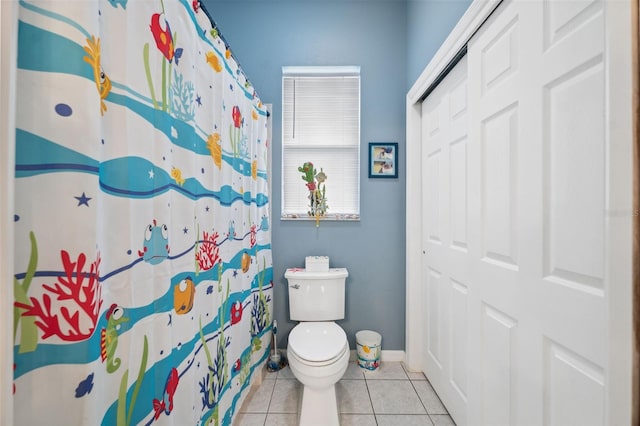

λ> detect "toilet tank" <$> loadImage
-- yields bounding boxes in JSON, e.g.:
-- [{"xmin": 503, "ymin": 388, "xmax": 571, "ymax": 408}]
[{"xmin": 284, "ymin": 268, "xmax": 348, "ymax": 321}]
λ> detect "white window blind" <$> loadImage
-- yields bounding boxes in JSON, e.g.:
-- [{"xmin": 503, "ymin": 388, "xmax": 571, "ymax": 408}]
[{"xmin": 281, "ymin": 66, "xmax": 360, "ymax": 220}]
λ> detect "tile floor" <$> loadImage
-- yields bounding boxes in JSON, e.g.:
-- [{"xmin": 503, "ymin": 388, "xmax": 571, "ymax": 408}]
[{"xmin": 235, "ymin": 361, "xmax": 457, "ymax": 426}]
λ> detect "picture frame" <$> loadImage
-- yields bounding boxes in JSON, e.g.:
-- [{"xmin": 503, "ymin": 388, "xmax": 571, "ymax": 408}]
[{"xmin": 368, "ymin": 142, "xmax": 398, "ymax": 178}]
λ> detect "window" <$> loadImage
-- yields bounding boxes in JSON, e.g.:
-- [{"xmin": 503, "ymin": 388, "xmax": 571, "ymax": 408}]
[{"xmin": 281, "ymin": 66, "xmax": 360, "ymax": 220}]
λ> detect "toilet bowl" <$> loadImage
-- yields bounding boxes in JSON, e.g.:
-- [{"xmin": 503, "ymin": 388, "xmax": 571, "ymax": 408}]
[{"xmin": 287, "ymin": 322, "xmax": 349, "ymax": 426}]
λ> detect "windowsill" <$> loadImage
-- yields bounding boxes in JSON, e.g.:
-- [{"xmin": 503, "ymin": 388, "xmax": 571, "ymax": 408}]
[{"xmin": 281, "ymin": 213, "xmax": 360, "ymax": 221}]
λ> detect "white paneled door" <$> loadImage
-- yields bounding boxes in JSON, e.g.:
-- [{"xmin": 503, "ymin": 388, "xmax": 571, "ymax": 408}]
[
  {"xmin": 419, "ymin": 1, "xmax": 632, "ymax": 425},
  {"xmin": 421, "ymin": 54, "xmax": 470, "ymax": 426}
]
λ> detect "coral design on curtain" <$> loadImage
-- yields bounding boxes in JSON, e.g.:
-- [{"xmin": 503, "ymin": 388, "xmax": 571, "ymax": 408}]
[{"xmin": 12, "ymin": 1, "xmax": 272, "ymax": 425}]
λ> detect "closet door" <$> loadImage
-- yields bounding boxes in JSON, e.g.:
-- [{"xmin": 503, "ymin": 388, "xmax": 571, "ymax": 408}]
[
  {"xmin": 468, "ymin": 0, "xmax": 613, "ymax": 424},
  {"xmin": 421, "ymin": 55, "xmax": 469, "ymax": 425},
  {"xmin": 420, "ymin": 0, "xmax": 631, "ymax": 425}
]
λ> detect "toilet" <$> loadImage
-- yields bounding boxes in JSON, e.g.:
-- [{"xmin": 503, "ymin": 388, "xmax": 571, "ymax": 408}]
[{"xmin": 285, "ymin": 259, "xmax": 349, "ymax": 426}]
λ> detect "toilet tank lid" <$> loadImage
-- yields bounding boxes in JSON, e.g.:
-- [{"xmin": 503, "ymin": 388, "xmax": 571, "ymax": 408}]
[{"xmin": 284, "ymin": 267, "xmax": 348, "ymax": 279}]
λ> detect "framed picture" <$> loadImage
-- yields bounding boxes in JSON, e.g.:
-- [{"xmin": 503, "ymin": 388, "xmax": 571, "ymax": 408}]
[{"xmin": 368, "ymin": 142, "xmax": 398, "ymax": 178}]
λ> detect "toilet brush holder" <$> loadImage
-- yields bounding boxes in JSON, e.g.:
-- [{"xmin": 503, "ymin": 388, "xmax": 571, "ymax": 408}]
[{"xmin": 267, "ymin": 321, "xmax": 287, "ymax": 372}]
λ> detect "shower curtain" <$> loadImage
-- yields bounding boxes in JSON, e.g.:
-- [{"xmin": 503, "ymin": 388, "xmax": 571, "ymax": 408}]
[{"xmin": 12, "ymin": 1, "xmax": 272, "ymax": 425}]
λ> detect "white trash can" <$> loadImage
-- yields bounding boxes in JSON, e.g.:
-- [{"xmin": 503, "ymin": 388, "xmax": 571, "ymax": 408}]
[{"xmin": 356, "ymin": 330, "xmax": 381, "ymax": 370}]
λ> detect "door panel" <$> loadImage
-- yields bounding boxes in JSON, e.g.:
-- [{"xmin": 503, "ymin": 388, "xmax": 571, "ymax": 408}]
[
  {"xmin": 449, "ymin": 278, "xmax": 468, "ymax": 400},
  {"xmin": 427, "ymin": 267, "xmax": 443, "ymax": 367},
  {"xmin": 421, "ymin": 55, "xmax": 469, "ymax": 425},
  {"xmin": 449, "ymin": 137, "xmax": 468, "ymax": 251},
  {"xmin": 419, "ymin": 1, "xmax": 624, "ymax": 425},
  {"xmin": 543, "ymin": 57, "xmax": 605, "ymax": 291},
  {"xmin": 481, "ymin": 304, "xmax": 517, "ymax": 426},
  {"xmin": 480, "ymin": 102, "xmax": 518, "ymax": 269},
  {"xmin": 544, "ymin": 339, "xmax": 605, "ymax": 426}
]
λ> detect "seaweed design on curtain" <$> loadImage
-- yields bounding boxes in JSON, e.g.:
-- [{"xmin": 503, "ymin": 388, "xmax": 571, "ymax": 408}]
[{"xmin": 12, "ymin": 0, "xmax": 272, "ymax": 425}]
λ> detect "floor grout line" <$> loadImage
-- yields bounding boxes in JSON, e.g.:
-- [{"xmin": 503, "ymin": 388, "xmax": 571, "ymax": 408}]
[
  {"xmin": 263, "ymin": 373, "xmax": 277, "ymax": 426},
  {"xmin": 362, "ymin": 371, "xmax": 379, "ymax": 425},
  {"xmin": 254, "ymin": 362, "xmax": 456, "ymax": 426},
  {"xmin": 408, "ymin": 377, "xmax": 435, "ymax": 426}
]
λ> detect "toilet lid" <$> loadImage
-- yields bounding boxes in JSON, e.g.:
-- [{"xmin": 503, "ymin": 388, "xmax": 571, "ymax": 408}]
[{"xmin": 288, "ymin": 322, "xmax": 347, "ymax": 363}]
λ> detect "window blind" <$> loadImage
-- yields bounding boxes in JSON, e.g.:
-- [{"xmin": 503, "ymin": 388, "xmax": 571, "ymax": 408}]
[{"xmin": 281, "ymin": 67, "xmax": 360, "ymax": 219}]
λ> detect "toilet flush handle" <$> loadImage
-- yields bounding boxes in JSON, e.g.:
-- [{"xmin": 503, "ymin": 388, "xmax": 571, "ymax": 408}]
[{"xmin": 290, "ymin": 284, "xmax": 300, "ymax": 289}]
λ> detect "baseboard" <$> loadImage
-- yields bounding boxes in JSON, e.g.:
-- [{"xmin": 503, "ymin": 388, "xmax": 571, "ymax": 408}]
[
  {"xmin": 349, "ymin": 349, "xmax": 405, "ymax": 363},
  {"xmin": 253, "ymin": 359, "xmax": 268, "ymax": 386}
]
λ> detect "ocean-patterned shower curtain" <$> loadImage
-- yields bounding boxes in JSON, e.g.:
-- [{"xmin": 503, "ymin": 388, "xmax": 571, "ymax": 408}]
[{"xmin": 12, "ymin": 1, "xmax": 272, "ymax": 424}]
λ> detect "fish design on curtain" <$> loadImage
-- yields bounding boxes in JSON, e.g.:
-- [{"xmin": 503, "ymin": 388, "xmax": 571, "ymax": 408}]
[{"xmin": 12, "ymin": 1, "xmax": 272, "ymax": 425}]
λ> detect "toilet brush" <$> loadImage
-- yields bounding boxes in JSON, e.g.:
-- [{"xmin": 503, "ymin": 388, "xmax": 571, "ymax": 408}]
[{"xmin": 267, "ymin": 320, "xmax": 285, "ymax": 371}]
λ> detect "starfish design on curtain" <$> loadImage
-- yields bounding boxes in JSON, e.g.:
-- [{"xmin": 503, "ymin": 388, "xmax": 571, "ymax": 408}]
[{"xmin": 74, "ymin": 192, "xmax": 91, "ymax": 207}]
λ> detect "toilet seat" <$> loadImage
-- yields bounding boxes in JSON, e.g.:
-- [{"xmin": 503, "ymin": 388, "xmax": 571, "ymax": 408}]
[
  {"xmin": 289, "ymin": 343, "xmax": 349, "ymax": 368},
  {"xmin": 288, "ymin": 322, "xmax": 347, "ymax": 366}
]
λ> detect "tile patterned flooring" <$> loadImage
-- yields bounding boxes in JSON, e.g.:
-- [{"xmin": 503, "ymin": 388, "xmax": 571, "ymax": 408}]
[{"xmin": 235, "ymin": 361, "xmax": 457, "ymax": 426}]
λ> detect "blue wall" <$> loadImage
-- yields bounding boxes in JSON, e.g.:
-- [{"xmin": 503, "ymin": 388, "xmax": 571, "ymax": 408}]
[
  {"xmin": 407, "ymin": 0, "xmax": 471, "ymax": 88},
  {"xmin": 203, "ymin": 0, "xmax": 468, "ymax": 351}
]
